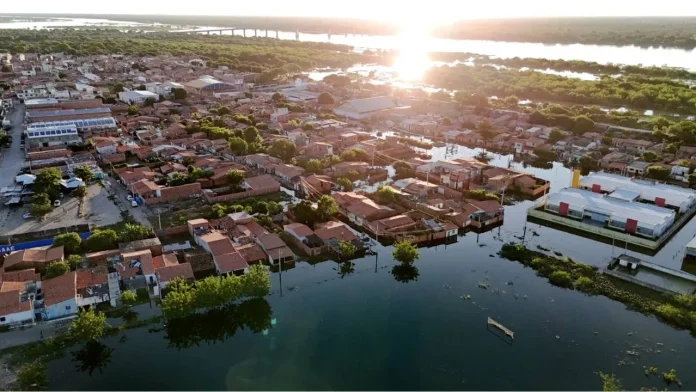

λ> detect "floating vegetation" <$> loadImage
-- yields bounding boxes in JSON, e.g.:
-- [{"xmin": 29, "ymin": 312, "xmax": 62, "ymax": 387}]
[
  {"xmin": 553, "ymin": 251, "xmax": 563, "ymax": 256},
  {"xmin": 644, "ymin": 366, "xmax": 658, "ymax": 376},
  {"xmin": 536, "ymin": 245, "xmax": 550, "ymax": 251},
  {"xmin": 477, "ymin": 281, "xmax": 489, "ymax": 289},
  {"xmin": 626, "ymin": 350, "xmax": 640, "ymax": 357},
  {"xmin": 662, "ymin": 369, "xmax": 677, "ymax": 384}
]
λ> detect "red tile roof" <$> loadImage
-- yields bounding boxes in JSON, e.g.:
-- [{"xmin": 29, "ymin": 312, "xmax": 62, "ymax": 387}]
[
  {"xmin": 122, "ymin": 249, "xmax": 155, "ymax": 275},
  {"xmin": 156, "ymin": 263, "xmax": 194, "ymax": 282},
  {"xmin": 314, "ymin": 221, "xmax": 358, "ymax": 242},
  {"xmin": 153, "ymin": 253, "xmax": 179, "ymax": 269},
  {"xmin": 0, "ymin": 290, "xmax": 31, "ymax": 317},
  {"xmin": 42, "ymin": 271, "xmax": 77, "ymax": 306},
  {"xmin": 3, "ymin": 247, "xmax": 64, "ymax": 270},
  {"xmin": 2, "ymin": 268, "xmax": 40, "ymax": 283},
  {"xmin": 284, "ymin": 223, "xmax": 314, "ymax": 238},
  {"xmin": 234, "ymin": 243, "xmax": 267, "ymax": 263},
  {"xmin": 76, "ymin": 270, "xmax": 108, "ymax": 290},
  {"xmin": 213, "ymin": 252, "xmax": 249, "ymax": 274}
]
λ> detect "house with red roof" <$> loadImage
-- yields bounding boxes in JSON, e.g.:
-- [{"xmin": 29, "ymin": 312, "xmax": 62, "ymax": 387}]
[
  {"xmin": 156, "ymin": 263, "xmax": 195, "ymax": 288},
  {"xmin": 40, "ymin": 271, "xmax": 78, "ymax": 320},
  {"xmin": 76, "ymin": 270, "xmax": 110, "ymax": 307},
  {"xmin": 0, "ymin": 290, "xmax": 33, "ymax": 326}
]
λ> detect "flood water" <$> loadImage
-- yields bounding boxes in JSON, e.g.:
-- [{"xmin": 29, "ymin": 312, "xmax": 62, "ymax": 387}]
[{"xmin": 46, "ymin": 144, "xmax": 696, "ymax": 390}]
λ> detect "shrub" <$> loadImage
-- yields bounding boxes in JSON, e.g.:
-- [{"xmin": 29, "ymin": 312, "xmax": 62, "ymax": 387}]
[
  {"xmin": 662, "ymin": 369, "xmax": 677, "ymax": 384},
  {"xmin": 575, "ymin": 276, "xmax": 594, "ymax": 292},
  {"xmin": 44, "ymin": 261, "xmax": 70, "ymax": 279},
  {"xmin": 548, "ymin": 270, "xmax": 573, "ymax": 288},
  {"xmin": 121, "ymin": 290, "xmax": 137, "ymax": 305}
]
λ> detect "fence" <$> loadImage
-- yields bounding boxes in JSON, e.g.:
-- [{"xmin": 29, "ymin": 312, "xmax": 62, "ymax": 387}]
[
  {"xmin": 203, "ymin": 186, "xmax": 279, "ymax": 204},
  {"xmin": 0, "ymin": 232, "xmax": 91, "ymax": 253},
  {"xmin": 155, "ymin": 225, "xmax": 189, "ymax": 237}
]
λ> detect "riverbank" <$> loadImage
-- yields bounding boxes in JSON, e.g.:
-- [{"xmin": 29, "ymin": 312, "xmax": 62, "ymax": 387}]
[{"xmin": 499, "ymin": 243, "xmax": 696, "ymax": 335}]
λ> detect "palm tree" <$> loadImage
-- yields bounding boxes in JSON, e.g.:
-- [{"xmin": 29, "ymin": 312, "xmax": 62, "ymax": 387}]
[{"xmin": 476, "ymin": 120, "xmax": 495, "ymax": 156}]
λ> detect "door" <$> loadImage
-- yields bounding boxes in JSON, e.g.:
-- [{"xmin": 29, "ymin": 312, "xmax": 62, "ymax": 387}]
[
  {"xmin": 655, "ymin": 197, "xmax": 665, "ymax": 207},
  {"xmin": 625, "ymin": 219, "xmax": 637, "ymax": 234},
  {"xmin": 559, "ymin": 202, "xmax": 569, "ymax": 216},
  {"xmin": 591, "ymin": 184, "xmax": 601, "ymax": 193}
]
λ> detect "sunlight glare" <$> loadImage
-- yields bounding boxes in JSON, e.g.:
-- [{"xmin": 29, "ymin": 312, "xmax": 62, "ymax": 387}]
[{"xmin": 393, "ymin": 23, "xmax": 431, "ymax": 81}]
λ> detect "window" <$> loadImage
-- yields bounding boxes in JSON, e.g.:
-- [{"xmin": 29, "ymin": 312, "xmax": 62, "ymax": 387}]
[
  {"xmin": 0, "ymin": 317, "xmax": 5, "ymax": 322},
  {"xmin": 65, "ymin": 305, "xmax": 72, "ymax": 310}
]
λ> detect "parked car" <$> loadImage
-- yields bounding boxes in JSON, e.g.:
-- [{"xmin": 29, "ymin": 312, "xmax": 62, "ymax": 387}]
[
  {"xmin": 126, "ymin": 194, "xmax": 133, "ymax": 201},
  {"xmin": 22, "ymin": 212, "xmax": 32, "ymax": 219},
  {"xmin": 131, "ymin": 200, "xmax": 138, "ymax": 207},
  {"xmin": 53, "ymin": 200, "xmax": 61, "ymax": 207}
]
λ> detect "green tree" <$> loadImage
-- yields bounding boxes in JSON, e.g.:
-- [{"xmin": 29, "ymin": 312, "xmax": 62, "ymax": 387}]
[
  {"xmin": 441, "ymin": 117, "xmax": 452, "ymax": 126},
  {"xmin": 34, "ymin": 168, "xmax": 62, "ymax": 199},
  {"xmin": 241, "ymin": 264, "xmax": 271, "ymax": 297},
  {"xmin": 316, "ymin": 195, "xmax": 338, "ymax": 221},
  {"xmin": 304, "ymin": 159, "xmax": 324, "ymax": 174},
  {"xmin": 375, "ymin": 186, "xmax": 397, "ymax": 204},
  {"xmin": 161, "ymin": 278, "xmax": 196, "ymax": 318},
  {"xmin": 67, "ymin": 254, "xmax": 83, "ymax": 271},
  {"xmin": 598, "ymin": 372, "xmax": 623, "ymax": 391},
  {"xmin": 338, "ymin": 240, "xmax": 357, "ymax": 260},
  {"xmin": 548, "ymin": 129, "xmax": 566, "ymax": 144},
  {"xmin": 572, "ymin": 115, "xmax": 595, "ymax": 135},
  {"xmin": 118, "ymin": 223, "xmax": 153, "ymax": 242},
  {"xmin": 143, "ymin": 97, "xmax": 156, "ymax": 107},
  {"xmin": 579, "ymin": 155, "xmax": 593, "ymax": 175},
  {"xmin": 689, "ymin": 172, "xmax": 696, "ymax": 187},
  {"xmin": 646, "ymin": 165, "xmax": 670, "ymax": 181},
  {"xmin": 601, "ymin": 136, "xmax": 613, "ymax": 146},
  {"xmin": 53, "ymin": 232, "xmax": 82, "ymax": 254},
  {"xmin": 269, "ymin": 139, "xmax": 297, "ymax": 162},
  {"xmin": 70, "ymin": 309, "xmax": 108, "ymax": 342},
  {"xmin": 83, "ymin": 229, "xmax": 118, "ymax": 252},
  {"xmin": 30, "ymin": 194, "xmax": 53, "ymax": 219},
  {"xmin": 266, "ymin": 201, "xmax": 284, "ymax": 216},
  {"xmin": 16, "ymin": 362, "xmax": 47, "ymax": 391},
  {"xmin": 73, "ymin": 165, "xmax": 94, "ymax": 182},
  {"xmin": 226, "ymin": 169, "xmax": 245, "ymax": 191},
  {"xmin": 271, "ymin": 92, "xmax": 284, "ymax": 102},
  {"xmin": 243, "ymin": 126, "xmax": 261, "ymax": 144},
  {"xmin": 392, "ymin": 240, "xmax": 419, "ymax": 264},
  {"xmin": 641, "ymin": 151, "xmax": 660, "ymax": 162},
  {"xmin": 336, "ymin": 177, "xmax": 353, "ymax": 191},
  {"xmin": 476, "ymin": 120, "xmax": 495, "ymax": 141},
  {"xmin": 45, "ymin": 261, "xmax": 70, "ymax": 279},
  {"xmin": 127, "ymin": 105, "xmax": 139, "ymax": 115},
  {"xmin": 291, "ymin": 200, "xmax": 317, "ymax": 227},
  {"xmin": 211, "ymin": 203, "xmax": 228, "ymax": 218},
  {"xmin": 317, "ymin": 92, "xmax": 335, "ymax": 105},
  {"xmin": 112, "ymin": 83, "xmax": 124, "ymax": 93},
  {"xmin": 228, "ymin": 136, "xmax": 248, "ymax": 156},
  {"xmin": 194, "ymin": 276, "xmax": 224, "ymax": 308},
  {"xmin": 72, "ymin": 185, "xmax": 88, "ymax": 199}
]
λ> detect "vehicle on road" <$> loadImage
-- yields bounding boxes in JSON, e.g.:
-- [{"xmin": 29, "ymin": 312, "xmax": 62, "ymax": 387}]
[
  {"xmin": 22, "ymin": 212, "xmax": 32, "ymax": 219},
  {"xmin": 53, "ymin": 200, "xmax": 61, "ymax": 207},
  {"xmin": 126, "ymin": 194, "xmax": 133, "ymax": 201},
  {"xmin": 131, "ymin": 200, "xmax": 139, "ymax": 207}
]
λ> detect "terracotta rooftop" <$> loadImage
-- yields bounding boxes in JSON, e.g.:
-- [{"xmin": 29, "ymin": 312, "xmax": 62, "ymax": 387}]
[
  {"xmin": 2, "ymin": 268, "xmax": 40, "ymax": 283},
  {"xmin": 213, "ymin": 252, "xmax": 249, "ymax": 274},
  {"xmin": 234, "ymin": 243, "xmax": 267, "ymax": 264},
  {"xmin": 1, "ymin": 281, "xmax": 26, "ymax": 293},
  {"xmin": 42, "ymin": 271, "xmax": 77, "ymax": 307},
  {"xmin": 121, "ymin": 249, "xmax": 155, "ymax": 275},
  {"xmin": 156, "ymin": 262, "xmax": 194, "ymax": 283},
  {"xmin": 314, "ymin": 221, "xmax": 358, "ymax": 242},
  {"xmin": 0, "ymin": 290, "xmax": 32, "ymax": 318},
  {"xmin": 244, "ymin": 174, "xmax": 280, "ymax": 190},
  {"xmin": 76, "ymin": 270, "xmax": 108, "ymax": 290},
  {"xmin": 3, "ymin": 246, "xmax": 64, "ymax": 270},
  {"xmin": 284, "ymin": 223, "xmax": 314, "ymax": 238},
  {"xmin": 153, "ymin": 253, "xmax": 179, "ymax": 269},
  {"xmin": 257, "ymin": 233, "xmax": 287, "ymax": 250}
]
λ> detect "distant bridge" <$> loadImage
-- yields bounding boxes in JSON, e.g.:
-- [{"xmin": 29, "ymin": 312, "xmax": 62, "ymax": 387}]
[{"xmin": 171, "ymin": 28, "xmax": 335, "ymax": 40}]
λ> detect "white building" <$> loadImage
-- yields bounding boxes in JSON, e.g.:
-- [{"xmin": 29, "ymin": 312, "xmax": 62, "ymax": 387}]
[
  {"xmin": 145, "ymin": 81, "xmax": 184, "ymax": 98},
  {"xmin": 545, "ymin": 187, "xmax": 675, "ymax": 239},
  {"xmin": 0, "ymin": 290, "xmax": 34, "ymax": 326},
  {"xmin": 118, "ymin": 90, "xmax": 159, "ymax": 105},
  {"xmin": 25, "ymin": 125, "xmax": 81, "ymax": 148},
  {"xmin": 579, "ymin": 172, "xmax": 696, "ymax": 213}
]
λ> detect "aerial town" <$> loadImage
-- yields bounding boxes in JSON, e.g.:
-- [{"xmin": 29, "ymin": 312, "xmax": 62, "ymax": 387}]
[{"xmin": 1, "ymin": 31, "xmax": 696, "ymax": 390}]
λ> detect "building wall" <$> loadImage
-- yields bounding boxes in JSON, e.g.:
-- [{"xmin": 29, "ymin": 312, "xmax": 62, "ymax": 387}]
[
  {"xmin": 0, "ymin": 309, "xmax": 34, "ymax": 326},
  {"xmin": 77, "ymin": 293, "xmax": 110, "ymax": 307},
  {"xmin": 43, "ymin": 298, "xmax": 78, "ymax": 320}
]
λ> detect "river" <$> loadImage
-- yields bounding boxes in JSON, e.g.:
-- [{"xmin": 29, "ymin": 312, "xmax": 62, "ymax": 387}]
[
  {"xmin": 45, "ymin": 142, "xmax": 696, "ymax": 390},
  {"xmin": 1, "ymin": 17, "xmax": 696, "ymax": 70}
]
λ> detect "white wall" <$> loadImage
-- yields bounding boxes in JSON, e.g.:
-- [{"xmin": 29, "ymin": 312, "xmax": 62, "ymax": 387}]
[{"xmin": 0, "ymin": 309, "xmax": 34, "ymax": 326}]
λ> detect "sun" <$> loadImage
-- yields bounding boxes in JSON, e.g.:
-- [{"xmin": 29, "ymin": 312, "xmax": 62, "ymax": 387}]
[{"xmin": 392, "ymin": 23, "xmax": 431, "ymax": 81}]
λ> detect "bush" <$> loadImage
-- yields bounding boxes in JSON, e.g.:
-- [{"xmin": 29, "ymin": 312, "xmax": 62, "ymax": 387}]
[
  {"xmin": 548, "ymin": 270, "xmax": 573, "ymax": 288},
  {"xmin": 67, "ymin": 254, "xmax": 82, "ymax": 271},
  {"xmin": 574, "ymin": 276, "xmax": 594, "ymax": 292},
  {"xmin": 121, "ymin": 290, "xmax": 137, "ymax": 305},
  {"xmin": 16, "ymin": 362, "xmax": 47, "ymax": 390},
  {"xmin": 464, "ymin": 189, "xmax": 500, "ymax": 202},
  {"xmin": 44, "ymin": 261, "xmax": 70, "ymax": 279},
  {"xmin": 52, "ymin": 232, "xmax": 82, "ymax": 254}
]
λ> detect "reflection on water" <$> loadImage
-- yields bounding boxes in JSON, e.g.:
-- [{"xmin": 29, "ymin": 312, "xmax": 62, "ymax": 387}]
[
  {"xmin": 71, "ymin": 341, "xmax": 114, "ymax": 376},
  {"xmin": 392, "ymin": 262, "xmax": 420, "ymax": 283}
]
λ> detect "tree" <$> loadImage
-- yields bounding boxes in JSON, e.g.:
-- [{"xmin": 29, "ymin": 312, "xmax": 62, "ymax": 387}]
[
  {"xmin": 269, "ymin": 139, "xmax": 297, "ymax": 162},
  {"xmin": 689, "ymin": 172, "xmax": 696, "ymax": 187},
  {"xmin": 503, "ymin": 95, "xmax": 519, "ymax": 106},
  {"xmin": 291, "ymin": 200, "xmax": 317, "ymax": 227},
  {"xmin": 316, "ymin": 195, "xmax": 337, "ymax": 221},
  {"xmin": 30, "ymin": 193, "xmax": 53, "ymax": 219},
  {"xmin": 70, "ymin": 309, "xmax": 108, "ymax": 342},
  {"xmin": 304, "ymin": 159, "xmax": 324, "ymax": 174},
  {"xmin": 579, "ymin": 155, "xmax": 593, "ymax": 175},
  {"xmin": 112, "ymin": 83, "xmax": 124, "ymax": 93},
  {"xmin": 127, "ymin": 105, "xmax": 139, "ymax": 115},
  {"xmin": 118, "ymin": 223, "xmax": 153, "ymax": 242},
  {"xmin": 317, "ymin": 92, "xmax": 335, "ymax": 105},
  {"xmin": 572, "ymin": 115, "xmax": 595, "ymax": 135},
  {"xmin": 641, "ymin": 151, "xmax": 660, "ymax": 162},
  {"xmin": 392, "ymin": 240, "xmax": 419, "ymax": 264},
  {"xmin": 226, "ymin": 169, "xmax": 245, "ymax": 191},
  {"xmin": 545, "ymin": 129, "xmax": 564, "ymax": 144},
  {"xmin": 441, "ymin": 117, "xmax": 452, "ymax": 126},
  {"xmin": 72, "ymin": 185, "xmax": 88, "ymax": 199},
  {"xmin": 338, "ymin": 240, "xmax": 356, "ymax": 260},
  {"xmin": 172, "ymin": 87, "xmax": 187, "ymax": 100},
  {"xmin": 336, "ymin": 177, "xmax": 353, "ymax": 191},
  {"xmin": 228, "ymin": 136, "xmax": 248, "ymax": 156},
  {"xmin": 72, "ymin": 166, "xmax": 93, "ymax": 182},
  {"xmin": 67, "ymin": 254, "xmax": 83, "ymax": 271},
  {"xmin": 241, "ymin": 264, "xmax": 271, "ymax": 297},
  {"xmin": 45, "ymin": 261, "xmax": 70, "ymax": 279},
  {"xmin": 601, "ymin": 136, "xmax": 613, "ymax": 146},
  {"xmin": 375, "ymin": 186, "xmax": 397, "ymax": 204},
  {"xmin": 476, "ymin": 120, "xmax": 495, "ymax": 145},
  {"xmin": 391, "ymin": 262, "xmax": 419, "ymax": 283},
  {"xmin": 34, "ymin": 168, "xmax": 62, "ymax": 199},
  {"xmin": 646, "ymin": 165, "xmax": 670, "ymax": 181},
  {"xmin": 83, "ymin": 229, "xmax": 118, "ymax": 252},
  {"xmin": 16, "ymin": 362, "xmax": 47, "ymax": 391},
  {"xmin": 72, "ymin": 340, "xmax": 114, "ymax": 376},
  {"xmin": 266, "ymin": 201, "xmax": 284, "ymax": 216},
  {"xmin": 161, "ymin": 278, "xmax": 196, "ymax": 318},
  {"xmin": 143, "ymin": 97, "xmax": 156, "ymax": 107},
  {"xmin": 120, "ymin": 290, "xmax": 137, "ymax": 306},
  {"xmin": 53, "ymin": 232, "xmax": 82, "ymax": 254},
  {"xmin": 194, "ymin": 277, "xmax": 224, "ymax": 308},
  {"xmin": 271, "ymin": 92, "xmax": 284, "ymax": 102},
  {"xmin": 243, "ymin": 126, "xmax": 261, "ymax": 144}
]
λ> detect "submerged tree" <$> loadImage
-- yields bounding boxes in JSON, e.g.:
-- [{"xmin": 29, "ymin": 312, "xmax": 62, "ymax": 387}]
[{"xmin": 72, "ymin": 341, "xmax": 114, "ymax": 375}]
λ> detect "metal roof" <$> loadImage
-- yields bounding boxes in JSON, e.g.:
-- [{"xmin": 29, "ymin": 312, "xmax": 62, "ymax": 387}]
[
  {"xmin": 580, "ymin": 172, "xmax": 696, "ymax": 208},
  {"xmin": 26, "ymin": 107, "xmax": 110, "ymax": 119},
  {"xmin": 28, "ymin": 117, "xmax": 116, "ymax": 130}
]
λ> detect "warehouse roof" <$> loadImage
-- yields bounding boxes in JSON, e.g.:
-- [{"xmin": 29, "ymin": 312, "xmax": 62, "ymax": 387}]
[
  {"xmin": 548, "ymin": 188, "xmax": 675, "ymax": 226},
  {"xmin": 580, "ymin": 172, "xmax": 696, "ymax": 207},
  {"xmin": 26, "ymin": 107, "xmax": 110, "ymax": 119}
]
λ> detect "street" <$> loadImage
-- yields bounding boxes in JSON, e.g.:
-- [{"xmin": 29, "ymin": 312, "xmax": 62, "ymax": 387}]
[{"xmin": 0, "ymin": 102, "xmax": 26, "ymax": 190}]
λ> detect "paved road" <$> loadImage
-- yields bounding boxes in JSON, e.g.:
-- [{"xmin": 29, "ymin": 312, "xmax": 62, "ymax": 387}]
[{"xmin": 0, "ymin": 103, "xmax": 26, "ymax": 189}]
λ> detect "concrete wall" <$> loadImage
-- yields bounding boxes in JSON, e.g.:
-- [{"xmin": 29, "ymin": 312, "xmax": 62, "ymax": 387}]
[
  {"xmin": 43, "ymin": 298, "xmax": 78, "ymax": 320},
  {"xmin": 0, "ymin": 309, "xmax": 34, "ymax": 326}
]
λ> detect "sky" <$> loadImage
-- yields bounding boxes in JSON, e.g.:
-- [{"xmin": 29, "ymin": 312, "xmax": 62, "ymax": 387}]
[{"xmin": 3, "ymin": 0, "xmax": 696, "ymax": 22}]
